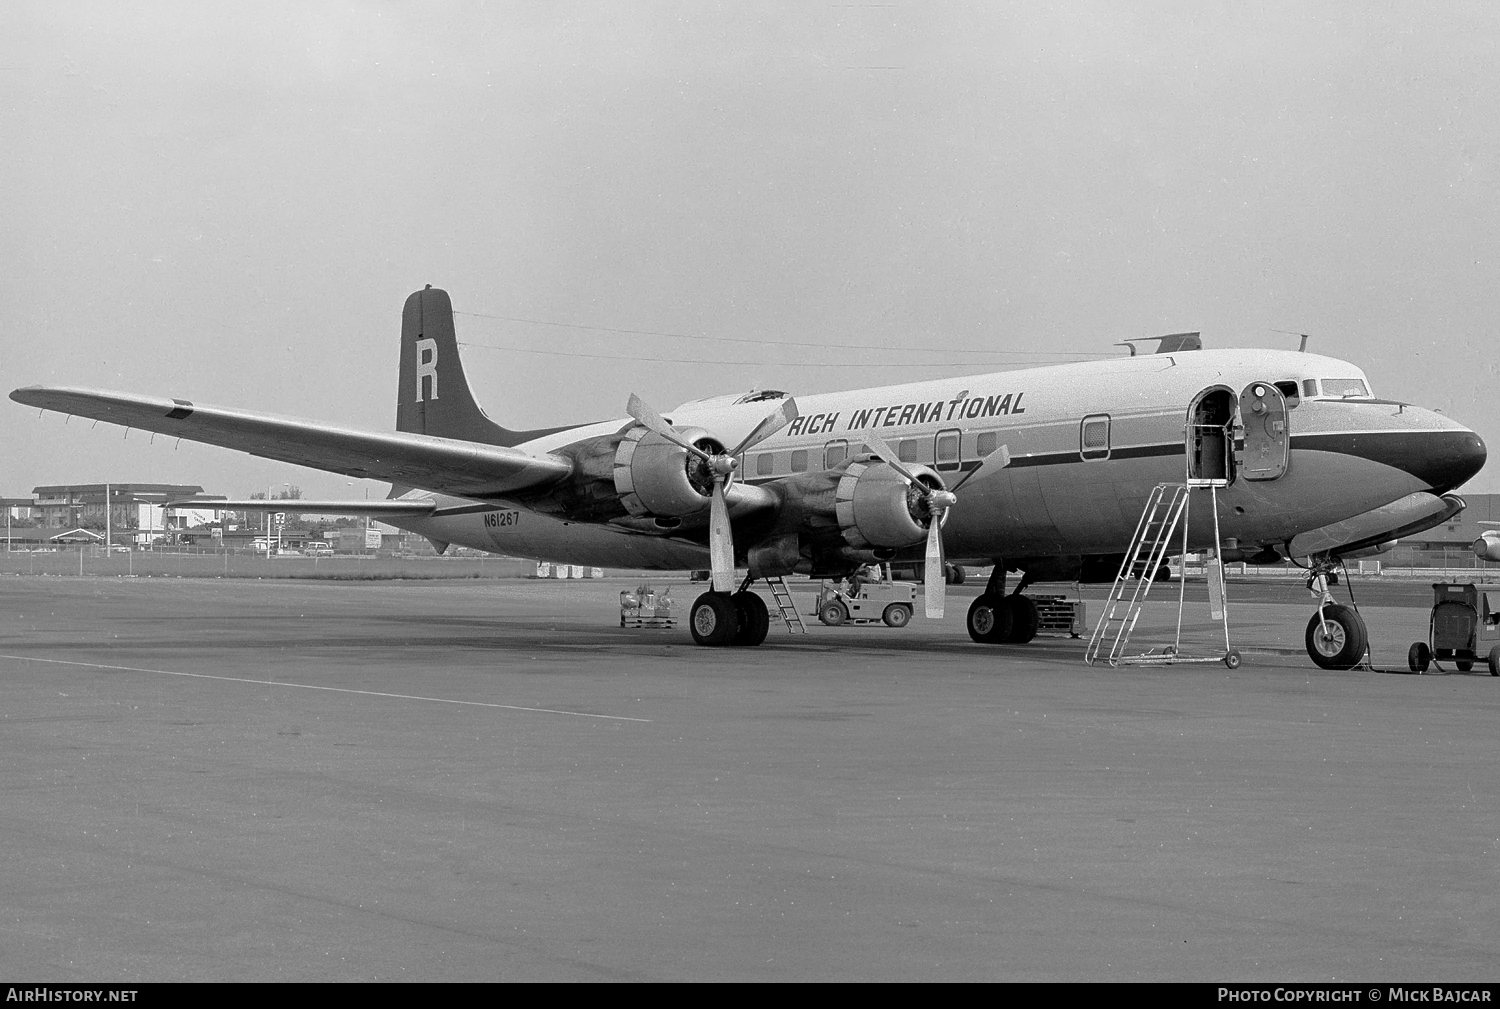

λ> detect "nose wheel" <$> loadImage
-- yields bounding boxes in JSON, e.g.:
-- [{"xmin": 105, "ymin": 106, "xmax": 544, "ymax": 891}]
[{"xmin": 1305, "ymin": 602, "xmax": 1368, "ymax": 670}]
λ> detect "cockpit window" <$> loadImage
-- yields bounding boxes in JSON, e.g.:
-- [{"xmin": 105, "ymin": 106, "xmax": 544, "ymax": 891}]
[
  {"xmin": 1320, "ymin": 378, "xmax": 1370, "ymax": 398},
  {"xmin": 1274, "ymin": 380, "xmax": 1300, "ymax": 406},
  {"xmin": 1303, "ymin": 379, "xmax": 1319, "ymax": 398}
]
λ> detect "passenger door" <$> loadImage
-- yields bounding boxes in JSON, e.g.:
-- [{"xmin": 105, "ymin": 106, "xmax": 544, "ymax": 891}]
[{"xmin": 1239, "ymin": 382, "xmax": 1289, "ymax": 480}]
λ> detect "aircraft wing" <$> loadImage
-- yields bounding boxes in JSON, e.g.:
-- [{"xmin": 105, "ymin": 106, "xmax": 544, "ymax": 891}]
[
  {"xmin": 1287, "ymin": 491, "xmax": 1466, "ymax": 558},
  {"xmin": 10, "ymin": 386, "xmax": 574, "ymax": 498},
  {"xmin": 168, "ymin": 498, "xmax": 440, "ymax": 515}
]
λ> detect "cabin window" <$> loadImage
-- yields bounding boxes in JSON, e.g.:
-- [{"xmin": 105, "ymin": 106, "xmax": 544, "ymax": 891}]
[
  {"xmin": 1321, "ymin": 378, "xmax": 1369, "ymax": 398},
  {"xmin": 825, "ymin": 440, "xmax": 848, "ymax": 469},
  {"xmin": 1303, "ymin": 379, "xmax": 1319, "ymax": 398},
  {"xmin": 790, "ymin": 449, "xmax": 808, "ymax": 473},
  {"xmin": 1080, "ymin": 414, "xmax": 1110, "ymax": 461},
  {"xmin": 975, "ymin": 431, "xmax": 998, "ymax": 459},
  {"xmin": 756, "ymin": 453, "xmax": 774, "ymax": 477},
  {"xmin": 935, "ymin": 430, "xmax": 962, "ymax": 472},
  {"xmin": 897, "ymin": 439, "xmax": 920, "ymax": 464}
]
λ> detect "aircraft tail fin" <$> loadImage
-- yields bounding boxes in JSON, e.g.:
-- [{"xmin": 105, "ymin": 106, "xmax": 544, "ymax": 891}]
[{"xmin": 396, "ymin": 286, "xmax": 521, "ymax": 447}]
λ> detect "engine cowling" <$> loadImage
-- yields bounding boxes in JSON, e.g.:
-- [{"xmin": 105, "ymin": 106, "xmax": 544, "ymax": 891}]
[
  {"xmin": 612, "ymin": 425, "xmax": 725, "ymax": 517},
  {"xmin": 1474, "ymin": 530, "xmax": 1500, "ymax": 562},
  {"xmin": 834, "ymin": 459, "xmax": 946, "ymax": 549}
]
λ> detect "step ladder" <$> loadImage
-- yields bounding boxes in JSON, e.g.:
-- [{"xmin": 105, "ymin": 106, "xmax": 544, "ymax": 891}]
[
  {"xmin": 765, "ymin": 576, "xmax": 807, "ymax": 633},
  {"xmin": 1085, "ymin": 483, "xmax": 1189, "ymax": 666}
]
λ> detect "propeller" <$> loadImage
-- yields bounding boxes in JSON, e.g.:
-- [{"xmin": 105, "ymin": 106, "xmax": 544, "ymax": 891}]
[
  {"xmin": 858, "ymin": 431, "xmax": 1009, "ymax": 619},
  {"xmin": 626, "ymin": 394, "xmax": 799, "ymax": 593}
]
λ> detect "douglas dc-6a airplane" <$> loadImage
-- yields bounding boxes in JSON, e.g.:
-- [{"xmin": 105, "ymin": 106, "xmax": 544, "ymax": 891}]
[{"xmin": 10, "ymin": 287, "xmax": 1487, "ymax": 667}]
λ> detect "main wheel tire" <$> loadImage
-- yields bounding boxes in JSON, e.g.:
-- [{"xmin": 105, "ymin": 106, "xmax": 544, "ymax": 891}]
[
  {"xmin": 1488, "ymin": 644, "xmax": 1500, "ymax": 676},
  {"xmin": 732, "ymin": 591, "xmax": 770, "ymax": 646},
  {"xmin": 819, "ymin": 600, "xmax": 849, "ymax": 627},
  {"xmin": 882, "ymin": 603, "xmax": 912, "ymax": 628},
  {"xmin": 1305, "ymin": 604, "xmax": 1368, "ymax": 670},
  {"xmin": 967, "ymin": 593, "xmax": 1012, "ymax": 644},
  {"xmin": 1007, "ymin": 595, "xmax": 1039, "ymax": 644},
  {"xmin": 946, "ymin": 564, "xmax": 966, "ymax": 585},
  {"xmin": 690, "ymin": 591, "xmax": 740, "ymax": 646},
  {"xmin": 1408, "ymin": 641, "xmax": 1431, "ymax": 673}
]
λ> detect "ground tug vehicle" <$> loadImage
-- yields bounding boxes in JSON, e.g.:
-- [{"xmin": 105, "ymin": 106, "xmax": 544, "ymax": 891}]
[{"xmin": 815, "ymin": 571, "xmax": 917, "ymax": 628}]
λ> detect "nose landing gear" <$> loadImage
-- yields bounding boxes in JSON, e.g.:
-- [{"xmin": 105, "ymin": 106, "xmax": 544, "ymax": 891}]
[{"xmin": 1304, "ymin": 564, "xmax": 1369, "ymax": 670}]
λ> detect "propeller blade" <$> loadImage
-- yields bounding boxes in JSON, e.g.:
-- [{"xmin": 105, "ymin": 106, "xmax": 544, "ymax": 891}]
[
  {"xmin": 859, "ymin": 430, "xmax": 922, "ymax": 485},
  {"xmin": 728, "ymin": 397, "xmax": 800, "ymax": 457},
  {"xmin": 626, "ymin": 393, "xmax": 713, "ymax": 462},
  {"xmin": 948, "ymin": 444, "xmax": 1011, "ymax": 493},
  {"xmin": 924, "ymin": 515, "xmax": 945, "ymax": 619},
  {"xmin": 708, "ymin": 480, "xmax": 736, "ymax": 594}
]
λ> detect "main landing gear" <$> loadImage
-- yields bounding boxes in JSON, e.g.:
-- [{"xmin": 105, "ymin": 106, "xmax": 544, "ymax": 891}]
[
  {"xmin": 1303, "ymin": 562, "xmax": 1368, "ymax": 670},
  {"xmin": 965, "ymin": 564, "xmax": 1039, "ymax": 645},
  {"xmin": 689, "ymin": 587, "xmax": 770, "ymax": 647}
]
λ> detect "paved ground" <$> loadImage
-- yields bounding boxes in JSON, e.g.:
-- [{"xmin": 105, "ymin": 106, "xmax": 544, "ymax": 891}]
[{"xmin": 0, "ymin": 575, "xmax": 1495, "ymax": 981}]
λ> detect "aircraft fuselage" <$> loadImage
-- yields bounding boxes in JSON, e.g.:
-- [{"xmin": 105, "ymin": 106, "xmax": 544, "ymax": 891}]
[{"xmin": 391, "ymin": 347, "xmax": 1483, "ymax": 573}]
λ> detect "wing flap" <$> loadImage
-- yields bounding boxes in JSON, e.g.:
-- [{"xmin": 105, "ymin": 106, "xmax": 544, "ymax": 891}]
[{"xmin": 11, "ymin": 386, "xmax": 573, "ymax": 497}]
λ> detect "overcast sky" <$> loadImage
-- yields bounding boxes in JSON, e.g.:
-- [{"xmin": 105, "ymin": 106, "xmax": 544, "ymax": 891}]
[{"xmin": 4, "ymin": 2, "xmax": 1497, "ymax": 499}]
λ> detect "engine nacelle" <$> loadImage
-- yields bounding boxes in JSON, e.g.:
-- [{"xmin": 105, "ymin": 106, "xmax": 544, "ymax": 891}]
[
  {"xmin": 834, "ymin": 459, "xmax": 945, "ymax": 549},
  {"xmin": 612, "ymin": 425, "xmax": 723, "ymax": 517},
  {"xmin": 1474, "ymin": 530, "xmax": 1500, "ymax": 562}
]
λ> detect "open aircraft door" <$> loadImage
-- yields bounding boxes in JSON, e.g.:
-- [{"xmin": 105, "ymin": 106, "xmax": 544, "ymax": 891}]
[
  {"xmin": 1239, "ymin": 382, "xmax": 1289, "ymax": 481},
  {"xmin": 1187, "ymin": 387, "xmax": 1237, "ymax": 485}
]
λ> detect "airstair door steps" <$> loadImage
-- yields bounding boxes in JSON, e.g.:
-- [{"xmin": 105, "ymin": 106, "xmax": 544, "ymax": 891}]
[{"xmin": 765, "ymin": 576, "xmax": 807, "ymax": 633}]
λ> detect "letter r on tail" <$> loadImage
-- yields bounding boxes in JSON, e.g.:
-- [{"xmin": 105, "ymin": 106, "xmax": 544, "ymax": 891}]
[{"xmin": 415, "ymin": 338, "xmax": 439, "ymax": 402}]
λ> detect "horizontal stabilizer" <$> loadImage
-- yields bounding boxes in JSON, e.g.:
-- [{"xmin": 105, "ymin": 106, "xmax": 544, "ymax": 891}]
[
  {"xmin": 10, "ymin": 386, "xmax": 574, "ymax": 499},
  {"xmin": 168, "ymin": 498, "xmax": 439, "ymax": 515}
]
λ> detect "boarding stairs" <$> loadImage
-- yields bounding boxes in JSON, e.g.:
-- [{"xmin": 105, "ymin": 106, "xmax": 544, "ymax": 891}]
[
  {"xmin": 765, "ymin": 576, "xmax": 807, "ymax": 633},
  {"xmin": 1084, "ymin": 482, "xmax": 1237, "ymax": 668},
  {"xmin": 1085, "ymin": 483, "xmax": 1187, "ymax": 665}
]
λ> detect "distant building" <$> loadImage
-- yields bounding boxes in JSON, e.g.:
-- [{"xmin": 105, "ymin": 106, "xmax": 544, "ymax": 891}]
[
  {"xmin": 31, "ymin": 484, "xmax": 205, "ymax": 544},
  {"xmin": 0, "ymin": 497, "xmax": 36, "ymax": 521}
]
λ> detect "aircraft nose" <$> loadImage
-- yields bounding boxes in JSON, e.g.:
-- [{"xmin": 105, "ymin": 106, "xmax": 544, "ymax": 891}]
[{"xmin": 1421, "ymin": 430, "xmax": 1487, "ymax": 494}]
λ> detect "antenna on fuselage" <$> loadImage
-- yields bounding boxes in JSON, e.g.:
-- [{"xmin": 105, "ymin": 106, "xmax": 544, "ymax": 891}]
[
  {"xmin": 1115, "ymin": 332, "xmax": 1202, "ymax": 356},
  {"xmin": 1271, "ymin": 329, "xmax": 1311, "ymax": 352}
]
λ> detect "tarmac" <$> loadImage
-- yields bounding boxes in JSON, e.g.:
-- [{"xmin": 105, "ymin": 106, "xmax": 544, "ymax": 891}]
[{"xmin": 0, "ymin": 574, "xmax": 1496, "ymax": 981}]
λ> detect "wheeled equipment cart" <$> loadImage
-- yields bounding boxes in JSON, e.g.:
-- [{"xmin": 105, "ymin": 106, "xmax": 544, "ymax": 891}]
[{"xmin": 1408, "ymin": 581, "xmax": 1500, "ymax": 674}]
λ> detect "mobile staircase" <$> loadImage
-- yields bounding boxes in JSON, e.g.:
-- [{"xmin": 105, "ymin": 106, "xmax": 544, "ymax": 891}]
[{"xmin": 1084, "ymin": 482, "xmax": 1240, "ymax": 668}]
